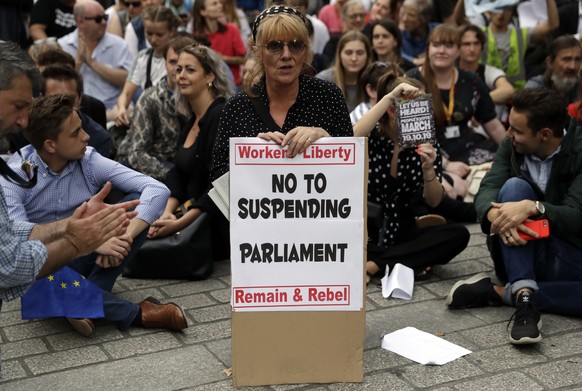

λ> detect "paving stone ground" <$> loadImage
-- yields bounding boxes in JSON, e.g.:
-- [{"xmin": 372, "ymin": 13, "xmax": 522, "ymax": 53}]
[{"xmin": 1, "ymin": 224, "xmax": 581, "ymax": 391}]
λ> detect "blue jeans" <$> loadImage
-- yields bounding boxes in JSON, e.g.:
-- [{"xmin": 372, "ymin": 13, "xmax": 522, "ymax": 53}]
[
  {"xmin": 68, "ymin": 193, "xmax": 147, "ymax": 330},
  {"xmin": 497, "ymin": 178, "xmax": 582, "ymax": 316}
]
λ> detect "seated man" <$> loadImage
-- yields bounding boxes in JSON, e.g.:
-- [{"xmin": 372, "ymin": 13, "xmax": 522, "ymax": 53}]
[
  {"xmin": 58, "ymin": 0, "xmax": 134, "ymax": 120},
  {"xmin": 446, "ymin": 87, "xmax": 582, "ymax": 345},
  {"xmin": 1, "ymin": 94, "xmax": 187, "ymax": 337},
  {"xmin": 36, "ymin": 47, "xmax": 108, "ymax": 130},
  {"xmin": 457, "ymin": 23, "xmax": 514, "ymax": 120},
  {"xmin": 41, "ymin": 64, "xmax": 113, "ymax": 158},
  {"xmin": 525, "ymin": 35, "xmax": 582, "ymax": 105}
]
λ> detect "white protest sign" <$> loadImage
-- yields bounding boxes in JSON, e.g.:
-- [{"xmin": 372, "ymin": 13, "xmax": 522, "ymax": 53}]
[{"xmin": 229, "ymin": 137, "xmax": 365, "ymax": 312}]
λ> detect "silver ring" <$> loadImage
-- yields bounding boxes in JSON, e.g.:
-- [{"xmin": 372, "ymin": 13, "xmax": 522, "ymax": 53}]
[
  {"xmin": 307, "ymin": 137, "xmax": 312, "ymax": 143},
  {"xmin": 505, "ymin": 233, "xmax": 511, "ymax": 238}
]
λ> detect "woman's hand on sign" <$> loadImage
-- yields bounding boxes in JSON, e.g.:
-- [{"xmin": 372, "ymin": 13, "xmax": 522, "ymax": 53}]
[
  {"xmin": 257, "ymin": 131, "xmax": 286, "ymax": 144},
  {"xmin": 282, "ymin": 127, "xmax": 330, "ymax": 158},
  {"xmin": 388, "ymin": 83, "xmax": 422, "ymax": 103},
  {"xmin": 416, "ymin": 143, "xmax": 437, "ymax": 169}
]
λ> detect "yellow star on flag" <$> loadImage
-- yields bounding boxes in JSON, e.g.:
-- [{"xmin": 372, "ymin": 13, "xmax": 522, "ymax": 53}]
[
  {"xmin": 60, "ymin": 282, "xmax": 67, "ymax": 289},
  {"xmin": 73, "ymin": 280, "xmax": 80, "ymax": 287},
  {"xmin": 48, "ymin": 275, "xmax": 54, "ymax": 282}
]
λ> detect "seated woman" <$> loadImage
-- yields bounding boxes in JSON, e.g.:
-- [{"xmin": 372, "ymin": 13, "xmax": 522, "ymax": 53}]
[
  {"xmin": 115, "ymin": 5, "xmax": 179, "ymax": 126},
  {"xmin": 353, "ymin": 73, "xmax": 470, "ymax": 282},
  {"xmin": 350, "ymin": 60, "xmax": 404, "ymax": 125},
  {"xmin": 369, "ymin": 19, "xmax": 413, "ymax": 71},
  {"xmin": 116, "ymin": 36, "xmax": 196, "ymax": 181},
  {"xmin": 147, "ymin": 44, "xmax": 234, "ymax": 260},
  {"xmin": 190, "ymin": 0, "xmax": 246, "ymax": 86},
  {"xmin": 406, "ymin": 24, "xmax": 506, "ymax": 219},
  {"xmin": 211, "ymin": 5, "xmax": 354, "ymax": 181},
  {"xmin": 316, "ymin": 30, "xmax": 372, "ymax": 112}
]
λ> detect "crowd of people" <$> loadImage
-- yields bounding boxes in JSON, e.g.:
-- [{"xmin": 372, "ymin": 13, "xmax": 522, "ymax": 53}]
[{"xmin": 1, "ymin": 0, "xmax": 582, "ymax": 372}]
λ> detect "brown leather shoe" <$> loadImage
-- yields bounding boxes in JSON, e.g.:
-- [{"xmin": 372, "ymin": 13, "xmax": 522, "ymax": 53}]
[
  {"xmin": 66, "ymin": 317, "xmax": 95, "ymax": 337},
  {"xmin": 138, "ymin": 299, "xmax": 188, "ymax": 331}
]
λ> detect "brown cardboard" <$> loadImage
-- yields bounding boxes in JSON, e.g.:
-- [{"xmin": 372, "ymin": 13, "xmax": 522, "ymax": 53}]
[
  {"xmin": 231, "ymin": 142, "xmax": 368, "ymax": 387},
  {"xmin": 232, "ymin": 310, "xmax": 365, "ymax": 386}
]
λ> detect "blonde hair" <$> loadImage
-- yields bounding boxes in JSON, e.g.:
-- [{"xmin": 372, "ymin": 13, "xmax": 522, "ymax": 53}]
[
  {"xmin": 174, "ymin": 45, "xmax": 234, "ymax": 114},
  {"xmin": 244, "ymin": 11, "xmax": 312, "ymax": 96}
]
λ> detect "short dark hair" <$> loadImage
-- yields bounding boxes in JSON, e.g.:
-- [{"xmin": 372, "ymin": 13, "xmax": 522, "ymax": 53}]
[
  {"xmin": 0, "ymin": 42, "xmax": 40, "ymax": 91},
  {"xmin": 360, "ymin": 61, "xmax": 403, "ymax": 101},
  {"xmin": 23, "ymin": 94, "xmax": 78, "ymax": 150},
  {"xmin": 547, "ymin": 34, "xmax": 581, "ymax": 62},
  {"xmin": 458, "ymin": 24, "xmax": 485, "ymax": 47},
  {"xmin": 40, "ymin": 64, "xmax": 84, "ymax": 97},
  {"xmin": 36, "ymin": 47, "xmax": 76, "ymax": 69},
  {"xmin": 511, "ymin": 87, "xmax": 568, "ymax": 137}
]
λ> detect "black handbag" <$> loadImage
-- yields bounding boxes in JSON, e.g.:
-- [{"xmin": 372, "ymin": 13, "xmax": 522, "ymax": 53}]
[{"xmin": 122, "ymin": 212, "xmax": 214, "ymax": 280}]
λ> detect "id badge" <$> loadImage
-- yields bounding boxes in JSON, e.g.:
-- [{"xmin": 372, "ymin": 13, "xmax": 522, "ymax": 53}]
[{"xmin": 445, "ymin": 125, "xmax": 460, "ymax": 139}]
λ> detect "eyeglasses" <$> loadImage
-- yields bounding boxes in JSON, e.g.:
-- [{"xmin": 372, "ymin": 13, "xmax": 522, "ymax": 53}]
[
  {"xmin": 124, "ymin": 1, "xmax": 142, "ymax": 7},
  {"xmin": 347, "ymin": 13, "xmax": 366, "ymax": 20},
  {"xmin": 262, "ymin": 40, "xmax": 306, "ymax": 55},
  {"xmin": 84, "ymin": 14, "xmax": 109, "ymax": 23}
]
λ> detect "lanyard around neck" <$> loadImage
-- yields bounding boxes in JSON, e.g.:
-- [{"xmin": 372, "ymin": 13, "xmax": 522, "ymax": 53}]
[{"xmin": 442, "ymin": 69, "xmax": 455, "ymax": 123}]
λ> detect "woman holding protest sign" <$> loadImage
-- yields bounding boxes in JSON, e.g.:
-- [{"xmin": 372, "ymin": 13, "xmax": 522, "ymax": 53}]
[
  {"xmin": 353, "ymin": 72, "xmax": 470, "ymax": 283},
  {"xmin": 405, "ymin": 24, "xmax": 505, "ymax": 211},
  {"xmin": 210, "ymin": 5, "xmax": 353, "ymax": 180}
]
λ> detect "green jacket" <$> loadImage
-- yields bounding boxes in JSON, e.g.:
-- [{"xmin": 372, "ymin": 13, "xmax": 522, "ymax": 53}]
[{"xmin": 475, "ymin": 119, "xmax": 582, "ymax": 248}]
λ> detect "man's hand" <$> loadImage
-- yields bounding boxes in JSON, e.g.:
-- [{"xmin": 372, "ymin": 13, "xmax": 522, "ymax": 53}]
[
  {"xmin": 95, "ymin": 255, "xmax": 123, "ymax": 268},
  {"xmin": 500, "ymin": 221, "xmax": 540, "ymax": 247},
  {"xmin": 95, "ymin": 233, "xmax": 132, "ymax": 259},
  {"xmin": 63, "ymin": 199, "xmax": 137, "ymax": 257},
  {"xmin": 489, "ymin": 200, "xmax": 535, "ymax": 234}
]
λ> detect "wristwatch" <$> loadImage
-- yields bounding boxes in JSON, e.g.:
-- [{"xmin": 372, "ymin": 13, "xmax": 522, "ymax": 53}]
[{"xmin": 535, "ymin": 201, "xmax": 546, "ymax": 216}]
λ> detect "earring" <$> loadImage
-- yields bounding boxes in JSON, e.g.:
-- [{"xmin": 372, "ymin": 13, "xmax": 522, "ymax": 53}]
[{"xmin": 208, "ymin": 82, "xmax": 212, "ymax": 88}]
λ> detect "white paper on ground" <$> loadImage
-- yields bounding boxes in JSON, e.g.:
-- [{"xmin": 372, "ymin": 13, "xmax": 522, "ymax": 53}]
[
  {"xmin": 381, "ymin": 327, "xmax": 472, "ymax": 365},
  {"xmin": 381, "ymin": 263, "xmax": 414, "ymax": 300}
]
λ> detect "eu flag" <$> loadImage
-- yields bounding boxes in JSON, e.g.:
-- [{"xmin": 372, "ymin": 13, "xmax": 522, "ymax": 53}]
[{"xmin": 21, "ymin": 266, "xmax": 104, "ymax": 320}]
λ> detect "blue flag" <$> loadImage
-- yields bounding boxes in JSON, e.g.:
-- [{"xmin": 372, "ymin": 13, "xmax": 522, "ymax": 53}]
[{"xmin": 21, "ymin": 266, "xmax": 104, "ymax": 320}]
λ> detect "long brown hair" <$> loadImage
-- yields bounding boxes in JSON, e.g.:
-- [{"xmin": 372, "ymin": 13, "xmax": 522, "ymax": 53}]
[
  {"xmin": 332, "ymin": 30, "xmax": 372, "ymax": 104},
  {"xmin": 191, "ymin": 0, "xmax": 226, "ymax": 36},
  {"xmin": 420, "ymin": 24, "xmax": 459, "ymax": 127}
]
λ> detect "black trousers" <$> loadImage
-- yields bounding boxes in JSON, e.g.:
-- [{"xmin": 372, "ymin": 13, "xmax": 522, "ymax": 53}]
[{"xmin": 368, "ymin": 223, "xmax": 470, "ymax": 274}]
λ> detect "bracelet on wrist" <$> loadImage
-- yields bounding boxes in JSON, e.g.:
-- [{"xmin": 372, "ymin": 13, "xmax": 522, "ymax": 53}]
[{"xmin": 423, "ymin": 174, "xmax": 437, "ymax": 183}]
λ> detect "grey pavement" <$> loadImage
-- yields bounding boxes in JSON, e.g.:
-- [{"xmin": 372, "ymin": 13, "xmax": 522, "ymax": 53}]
[{"xmin": 2, "ymin": 224, "xmax": 582, "ymax": 390}]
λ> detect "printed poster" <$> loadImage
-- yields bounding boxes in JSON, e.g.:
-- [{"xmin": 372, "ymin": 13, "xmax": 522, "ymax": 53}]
[{"xmin": 229, "ymin": 137, "xmax": 365, "ymax": 312}]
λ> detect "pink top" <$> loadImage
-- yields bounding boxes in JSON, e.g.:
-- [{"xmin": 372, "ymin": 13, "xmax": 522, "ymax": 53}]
[
  {"xmin": 318, "ymin": 4, "xmax": 343, "ymax": 36},
  {"xmin": 208, "ymin": 22, "xmax": 246, "ymax": 85}
]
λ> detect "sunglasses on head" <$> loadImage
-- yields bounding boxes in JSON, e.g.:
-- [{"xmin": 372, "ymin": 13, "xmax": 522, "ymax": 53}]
[
  {"xmin": 263, "ymin": 40, "xmax": 306, "ymax": 55},
  {"xmin": 84, "ymin": 14, "xmax": 109, "ymax": 23},
  {"xmin": 124, "ymin": 1, "xmax": 142, "ymax": 7}
]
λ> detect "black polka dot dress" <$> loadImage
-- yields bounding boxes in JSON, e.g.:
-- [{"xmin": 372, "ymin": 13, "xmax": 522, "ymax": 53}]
[
  {"xmin": 367, "ymin": 128, "xmax": 442, "ymax": 246},
  {"xmin": 210, "ymin": 73, "xmax": 354, "ymax": 180}
]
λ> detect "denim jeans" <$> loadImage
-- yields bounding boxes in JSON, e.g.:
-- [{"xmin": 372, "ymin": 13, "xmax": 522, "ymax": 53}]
[
  {"xmin": 497, "ymin": 178, "xmax": 582, "ymax": 316},
  {"xmin": 68, "ymin": 192, "xmax": 147, "ymax": 330}
]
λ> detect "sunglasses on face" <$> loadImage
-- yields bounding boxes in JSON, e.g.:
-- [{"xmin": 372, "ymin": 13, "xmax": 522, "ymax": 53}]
[
  {"xmin": 84, "ymin": 14, "xmax": 109, "ymax": 23},
  {"xmin": 263, "ymin": 40, "xmax": 306, "ymax": 55},
  {"xmin": 124, "ymin": 1, "xmax": 142, "ymax": 7}
]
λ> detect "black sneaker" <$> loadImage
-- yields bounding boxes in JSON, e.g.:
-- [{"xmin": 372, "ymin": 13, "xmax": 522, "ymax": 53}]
[
  {"xmin": 446, "ymin": 273, "xmax": 502, "ymax": 308},
  {"xmin": 508, "ymin": 290, "xmax": 542, "ymax": 345}
]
